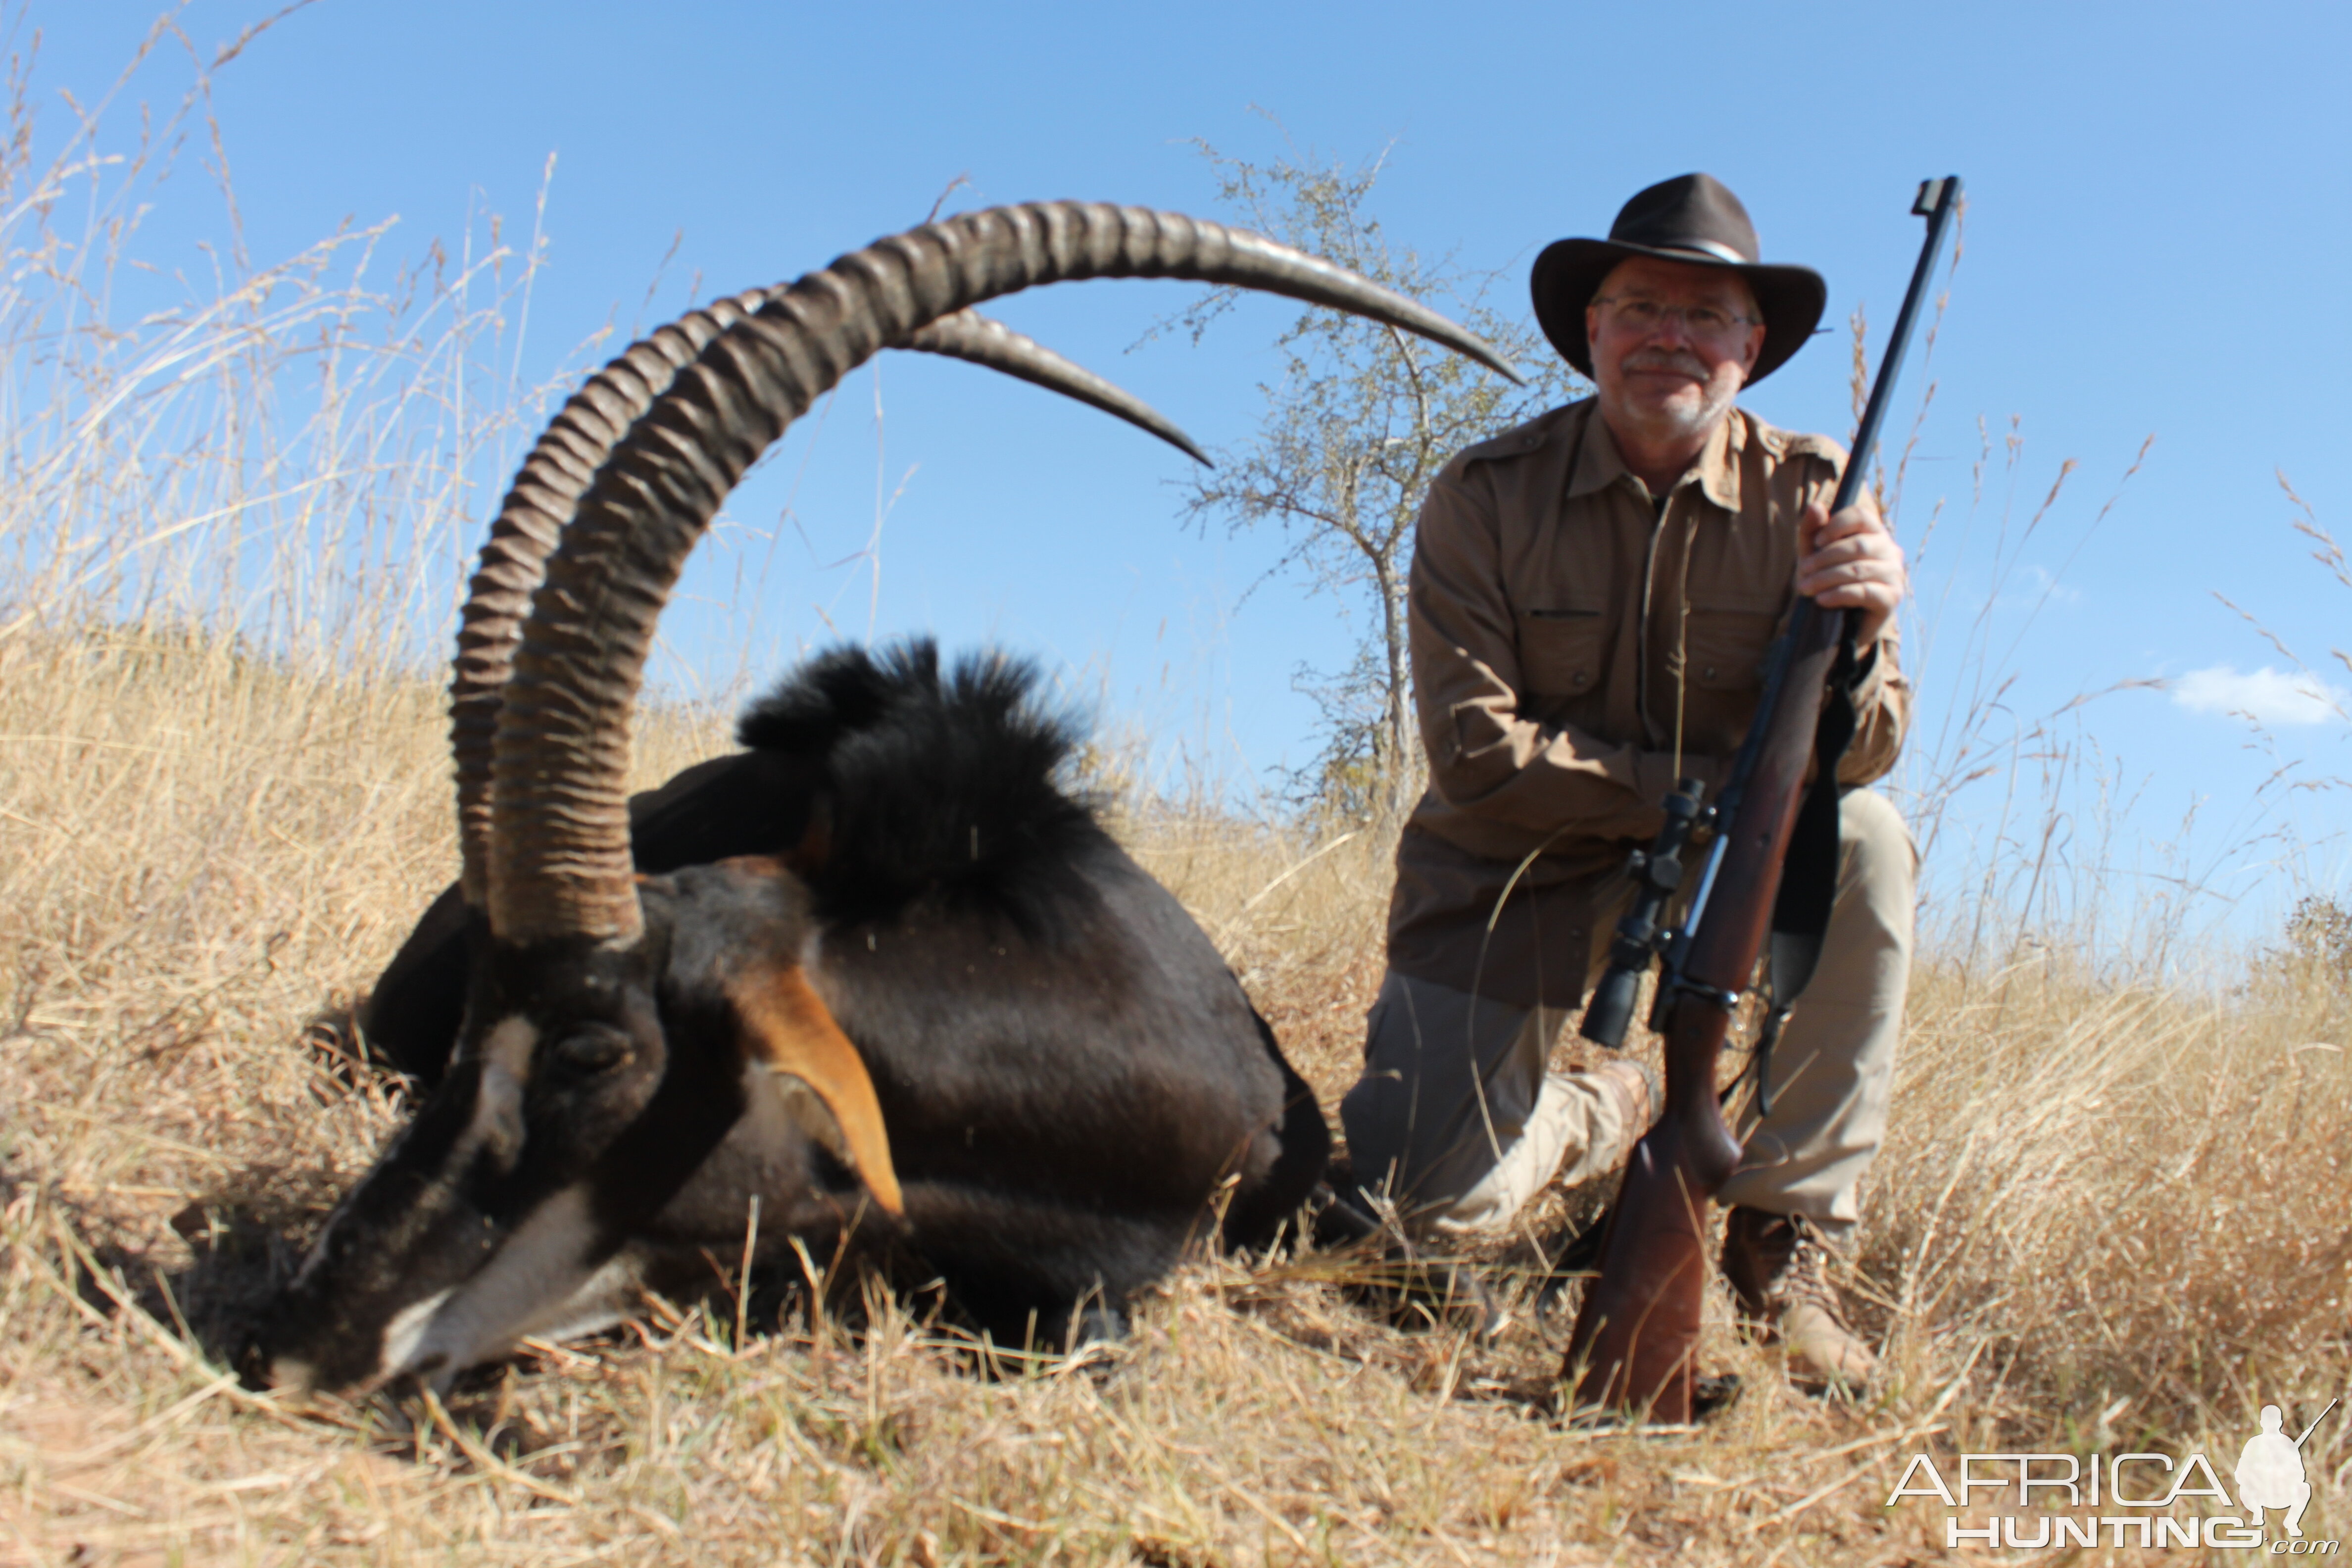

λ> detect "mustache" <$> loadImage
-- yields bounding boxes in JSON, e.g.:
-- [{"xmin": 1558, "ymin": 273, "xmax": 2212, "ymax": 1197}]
[{"xmin": 1622, "ymin": 348, "xmax": 1711, "ymax": 378}]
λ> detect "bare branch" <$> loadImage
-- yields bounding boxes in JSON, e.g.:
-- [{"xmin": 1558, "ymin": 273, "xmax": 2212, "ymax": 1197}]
[{"xmin": 1163, "ymin": 139, "xmax": 1582, "ymax": 818}]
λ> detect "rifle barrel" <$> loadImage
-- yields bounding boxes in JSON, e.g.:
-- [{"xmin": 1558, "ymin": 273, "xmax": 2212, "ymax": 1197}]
[
  {"xmin": 1686, "ymin": 175, "xmax": 1962, "ymax": 949},
  {"xmin": 2296, "ymin": 1398, "xmax": 2338, "ymax": 1448},
  {"xmin": 1833, "ymin": 176, "xmax": 1962, "ymax": 516}
]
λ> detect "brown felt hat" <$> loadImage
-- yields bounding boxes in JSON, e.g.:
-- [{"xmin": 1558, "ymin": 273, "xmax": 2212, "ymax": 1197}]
[{"xmin": 1531, "ymin": 173, "xmax": 1826, "ymax": 385}]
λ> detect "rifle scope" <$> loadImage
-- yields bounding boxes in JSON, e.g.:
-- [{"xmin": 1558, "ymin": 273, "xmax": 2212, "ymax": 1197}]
[{"xmin": 1579, "ymin": 778, "xmax": 1707, "ymax": 1048}]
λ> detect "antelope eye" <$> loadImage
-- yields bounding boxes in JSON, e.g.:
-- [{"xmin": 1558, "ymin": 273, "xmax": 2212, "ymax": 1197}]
[{"xmin": 549, "ymin": 1027, "xmax": 632, "ymax": 1077}]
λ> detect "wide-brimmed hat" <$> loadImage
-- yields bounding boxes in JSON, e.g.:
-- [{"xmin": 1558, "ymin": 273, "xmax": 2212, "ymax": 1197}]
[{"xmin": 1531, "ymin": 173, "xmax": 1826, "ymax": 385}]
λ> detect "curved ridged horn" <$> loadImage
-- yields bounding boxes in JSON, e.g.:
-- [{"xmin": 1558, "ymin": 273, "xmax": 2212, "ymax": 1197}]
[
  {"xmin": 488, "ymin": 201, "xmax": 1519, "ymax": 943},
  {"xmin": 450, "ymin": 289, "xmax": 780, "ymax": 907},
  {"xmin": 451, "ymin": 307, "xmax": 1211, "ymax": 905},
  {"xmin": 902, "ymin": 309, "xmax": 1209, "ymax": 465}
]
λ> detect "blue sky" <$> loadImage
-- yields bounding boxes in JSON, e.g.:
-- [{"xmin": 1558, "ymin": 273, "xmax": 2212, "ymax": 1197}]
[{"xmin": 30, "ymin": 0, "xmax": 2352, "ymax": 946}]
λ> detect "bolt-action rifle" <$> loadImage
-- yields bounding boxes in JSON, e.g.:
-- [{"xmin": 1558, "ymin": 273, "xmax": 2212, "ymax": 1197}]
[{"xmin": 1563, "ymin": 177, "xmax": 1962, "ymax": 1422}]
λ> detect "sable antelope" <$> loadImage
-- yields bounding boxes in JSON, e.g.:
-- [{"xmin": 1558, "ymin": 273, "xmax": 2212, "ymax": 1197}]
[{"xmin": 245, "ymin": 203, "xmax": 1514, "ymax": 1394}]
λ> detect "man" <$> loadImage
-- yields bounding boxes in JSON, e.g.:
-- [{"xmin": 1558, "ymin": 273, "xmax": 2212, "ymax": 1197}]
[{"xmin": 1339, "ymin": 173, "xmax": 1913, "ymax": 1385}]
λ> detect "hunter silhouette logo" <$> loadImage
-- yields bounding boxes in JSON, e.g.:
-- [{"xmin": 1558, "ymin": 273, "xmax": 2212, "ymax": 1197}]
[
  {"xmin": 1887, "ymin": 1397, "xmax": 2344, "ymax": 1552},
  {"xmin": 2239, "ymin": 1400, "xmax": 2335, "ymax": 1540}
]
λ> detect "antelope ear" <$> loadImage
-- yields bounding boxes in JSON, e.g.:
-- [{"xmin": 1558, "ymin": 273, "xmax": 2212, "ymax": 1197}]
[{"xmin": 727, "ymin": 963, "xmax": 904, "ymax": 1217}]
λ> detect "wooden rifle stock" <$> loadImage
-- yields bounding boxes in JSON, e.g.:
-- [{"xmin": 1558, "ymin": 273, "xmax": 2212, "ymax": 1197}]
[
  {"xmin": 1564, "ymin": 605, "xmax": 1845, "ymax": 1421},
  {"xmin": 1562, "ymin": 177, "xmax": 1961, "ymax": 1422}
]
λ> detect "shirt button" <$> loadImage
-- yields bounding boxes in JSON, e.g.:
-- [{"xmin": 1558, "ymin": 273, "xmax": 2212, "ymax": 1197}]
[
  {"xmin": 1703, "ymin": 666, "xmax": 1718, "ymax": 680},
  {"xmin": 1572, "ymin": 672, "xmax": 1590, "ymax": 687}
]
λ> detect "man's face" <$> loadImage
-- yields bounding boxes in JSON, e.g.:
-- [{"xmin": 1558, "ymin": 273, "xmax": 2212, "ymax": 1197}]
[{"xmin": 1585, "ymin": 256, "xmax": 1766, "ymax": 447}]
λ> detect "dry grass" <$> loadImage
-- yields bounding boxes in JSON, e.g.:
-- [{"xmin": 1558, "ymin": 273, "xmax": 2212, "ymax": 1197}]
[
  {"xmin": 7, "ymin": 16, "xmax": 2352, "ymax": 1564},
  {"xmin": 4, "ymin": 630, "xmax": 2351, "ymax": 1567}
]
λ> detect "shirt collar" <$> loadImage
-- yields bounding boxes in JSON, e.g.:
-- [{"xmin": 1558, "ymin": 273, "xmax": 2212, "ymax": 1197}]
[
  {"xmin": 1692, "ymin": 409, "xmax": 1744, "ymax": 512},
  {"xmin": 1567, "ymin": 401, "xmax": 1626, "ymax": 501},
  {"xmin": 1569, "ymin": 401, "xmax": 1746, "ymax": 513}
]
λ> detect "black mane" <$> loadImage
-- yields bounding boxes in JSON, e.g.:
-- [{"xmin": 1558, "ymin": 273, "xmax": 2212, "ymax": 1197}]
[{"xmin": 736, "ymin": 639, "xmax": 1105, "ymax": 931}]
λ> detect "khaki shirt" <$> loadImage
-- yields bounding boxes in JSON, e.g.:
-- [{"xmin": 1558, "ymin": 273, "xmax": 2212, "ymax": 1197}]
[{"xmin": 1387, "ymin": 397, "xmax": 1909, "ymax": 1009}]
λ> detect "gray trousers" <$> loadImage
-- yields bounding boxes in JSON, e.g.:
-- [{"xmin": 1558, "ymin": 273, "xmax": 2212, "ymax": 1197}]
[{"xmin": 1340, "ymin": 791, "xmax": 1914, "ymax": 1243}]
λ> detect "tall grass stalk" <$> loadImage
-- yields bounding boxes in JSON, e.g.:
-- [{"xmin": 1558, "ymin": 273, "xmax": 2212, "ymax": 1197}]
[{"xmin": 0, "ymin": 4, "xmax": 601, "ymax": 678}]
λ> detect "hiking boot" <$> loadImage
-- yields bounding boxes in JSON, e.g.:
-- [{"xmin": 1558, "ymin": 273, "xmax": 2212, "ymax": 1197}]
[{"xmin": 1719, "ymin": 1207, "xmax": 1878, "ymax": 1389}]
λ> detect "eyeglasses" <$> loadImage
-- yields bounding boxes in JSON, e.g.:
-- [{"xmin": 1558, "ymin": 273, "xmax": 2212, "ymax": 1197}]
[{"xmin": 1590, "ymin": 295, "xmax": 1759, "ymax": 342}]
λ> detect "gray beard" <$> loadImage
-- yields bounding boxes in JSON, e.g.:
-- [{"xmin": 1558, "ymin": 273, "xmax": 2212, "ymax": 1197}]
[
  {"xmin": 1619, "ymin": 351, "xmax": 1740, "ymax": 445},
  {"xmin": 1656, "ymin": 385, "xmax": 1734, "ymax": 442},
  {"xmin": 1632, "ymin": 379, "xmax": 1737, "ymax": 452}
]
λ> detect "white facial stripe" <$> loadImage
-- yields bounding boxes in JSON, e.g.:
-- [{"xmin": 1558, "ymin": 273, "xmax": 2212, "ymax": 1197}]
[
  {"xmin": 468, "ymin": 1015, "xmax": 540, "ymax": 1143},
  {"xmin": 509, "ymin": 1248, "xmax": 647, "ymax": 1346},
  {"xmin": 378, "ymin": 1287, "xmax": 456, "ymax": 1374},
  {"xmin": 291, "ymin": 1018, "xmax": 542, "ymax": 1298},
  {"xmin": 480, "ymin": 1014, "xmax": 539, "ymax": 1078},
  {"xmin": 386, "ymin": 1183, "xmax": 600, "ymax": 1393}
]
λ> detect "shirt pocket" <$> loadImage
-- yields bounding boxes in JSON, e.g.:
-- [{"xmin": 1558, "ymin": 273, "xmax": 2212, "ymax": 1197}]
[
  {"xmin": 1684, "ymin": 592, "xmax": 1784, "ymax": 692},
  {"xmin": 1517, "ymin": 606, "xmax": 1607, "ymax": 699}
]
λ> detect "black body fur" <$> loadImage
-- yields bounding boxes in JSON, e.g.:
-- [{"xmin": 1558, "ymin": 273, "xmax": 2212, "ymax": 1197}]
[
  {"xmin": 342, "ymin": 639, "xmax": 1328, "ymax": 1345},
  {"xmin": 736, "ymin": 641, "xmax": 1102, "ymax": 933}
]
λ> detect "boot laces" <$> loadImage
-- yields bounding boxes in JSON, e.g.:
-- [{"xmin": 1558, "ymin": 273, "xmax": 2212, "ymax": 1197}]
[{"xmin": 1780, "ymin": 1220, "xmax": 1855, "ymax": 1328}]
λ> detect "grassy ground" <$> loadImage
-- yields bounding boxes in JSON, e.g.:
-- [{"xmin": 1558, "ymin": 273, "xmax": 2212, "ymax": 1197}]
[{"xmin": 4, "ymin": 626, "xmax": 2350, "ymax": 1567}]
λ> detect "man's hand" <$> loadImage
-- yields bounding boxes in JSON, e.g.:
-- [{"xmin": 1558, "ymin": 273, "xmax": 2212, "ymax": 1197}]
[{"xmin": 1795, "ymin": 493, "xmax": 1906, "ymax": 647}]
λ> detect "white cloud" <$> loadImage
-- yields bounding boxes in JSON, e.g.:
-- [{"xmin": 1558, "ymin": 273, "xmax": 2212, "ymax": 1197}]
[{"xmin": 2172, "ymin": 664, "xmax": 2350, "ymax": 727}]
